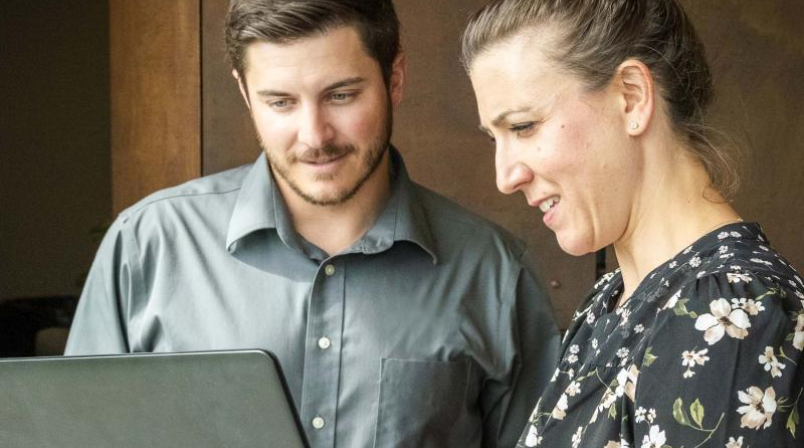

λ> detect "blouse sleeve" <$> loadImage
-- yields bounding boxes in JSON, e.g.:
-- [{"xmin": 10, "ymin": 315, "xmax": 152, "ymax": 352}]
[{"xmin": 631, "ymin": 269, "xmax": 804, "ymax": 448}]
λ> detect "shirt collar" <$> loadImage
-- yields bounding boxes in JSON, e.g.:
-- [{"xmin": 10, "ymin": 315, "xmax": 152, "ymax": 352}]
[{"xmin": 225, "ymin": 148, "xmax": 438, "ymax": 263}]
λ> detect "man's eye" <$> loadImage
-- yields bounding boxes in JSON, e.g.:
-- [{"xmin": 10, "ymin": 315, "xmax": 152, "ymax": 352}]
[
  {"xmin": 331, "ymin": 92, "xmax": 355, "ymax": 102},
  {"xmin": 269, "ymin": 99, "xmax": 290, "ymax": 109}
]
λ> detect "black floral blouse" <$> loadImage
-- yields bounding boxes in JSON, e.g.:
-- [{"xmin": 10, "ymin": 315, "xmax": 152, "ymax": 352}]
[{"xmin": 518, "ymin": 223, "xmax": 804, "ymax": 448}]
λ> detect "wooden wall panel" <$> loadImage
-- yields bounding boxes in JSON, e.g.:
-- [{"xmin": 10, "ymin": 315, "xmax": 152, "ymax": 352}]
[
  {"xmin": 110, "ymin": 0, "xmax": 201, "ymax": 213},
  {"xmin": 201, "ymin": 0, "xmax": 259, "ymax": 175}
]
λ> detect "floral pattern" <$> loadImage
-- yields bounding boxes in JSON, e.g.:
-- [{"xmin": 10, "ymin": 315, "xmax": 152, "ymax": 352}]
[{"xmin": 517, "ymin": 223, "xmax": 804, "ymax": 447}]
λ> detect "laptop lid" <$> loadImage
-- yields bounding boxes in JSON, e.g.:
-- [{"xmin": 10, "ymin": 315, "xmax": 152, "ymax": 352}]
[{"xmin": 0, "ymin": 349, "xmax": 309, "ymax": 448}]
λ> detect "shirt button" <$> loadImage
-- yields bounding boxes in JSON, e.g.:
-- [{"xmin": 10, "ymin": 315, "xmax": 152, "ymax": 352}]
[
  {"xmin": 324, "ymin": 264, "xmax": 336, "ymax": 276},
  {"xmin": 318, "ymin": 336, "xmax": 331, "ymax": 350},
  {"xmin": 312, "ymin": 416, "xmax": 325, "ymax": 429}
]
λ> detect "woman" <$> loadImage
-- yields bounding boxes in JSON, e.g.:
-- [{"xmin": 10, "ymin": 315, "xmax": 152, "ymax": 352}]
[{"xmin": 462, "ymin": 0, "xmax": 803, "ymax": 447}]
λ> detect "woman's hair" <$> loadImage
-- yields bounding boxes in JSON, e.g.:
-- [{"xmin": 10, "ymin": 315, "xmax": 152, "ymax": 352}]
[
  {"xmin": 462, "ymin": 0, "xmax": 741, "ymax": 200},
  {"xmin": 225, "ymin": 0, "xmax": 400, "ymax": 86}
]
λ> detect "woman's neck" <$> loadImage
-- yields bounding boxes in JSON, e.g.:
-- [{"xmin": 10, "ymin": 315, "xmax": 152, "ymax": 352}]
[{"xmin": 613, "ymin": 147, "xmax": 741, "ymax": 306}]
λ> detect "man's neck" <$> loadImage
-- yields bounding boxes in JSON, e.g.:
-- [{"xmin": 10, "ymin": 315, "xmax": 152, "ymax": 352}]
[{"xmin": 278, "ymin": 152, "xmax": 392, "ymax": 257}]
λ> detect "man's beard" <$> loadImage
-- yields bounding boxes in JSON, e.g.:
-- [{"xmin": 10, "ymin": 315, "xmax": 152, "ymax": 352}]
[{"xmin": 257, "ymin": 98, "xmax": 393, "ymax": 207}]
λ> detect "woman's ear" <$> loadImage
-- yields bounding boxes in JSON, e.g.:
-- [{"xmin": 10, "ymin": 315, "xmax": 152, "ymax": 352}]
[{"xmin": 615, "ymin": 59, "xmax": 655, "ymax": 136}]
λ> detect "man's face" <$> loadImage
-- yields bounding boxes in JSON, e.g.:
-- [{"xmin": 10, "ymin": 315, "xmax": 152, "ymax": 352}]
[{"xmin": 237, "ymin": 26, "xmax": 405, "ymax": 206}]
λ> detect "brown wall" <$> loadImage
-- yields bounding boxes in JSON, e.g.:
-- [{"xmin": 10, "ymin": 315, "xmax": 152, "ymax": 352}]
[
  {"xmin": 0, "ymin": 1, "xmax": 110, "ymax": 300},
  {"xmin": 109, "ymin": 1, "xmax": 803, "ymax": 329}
]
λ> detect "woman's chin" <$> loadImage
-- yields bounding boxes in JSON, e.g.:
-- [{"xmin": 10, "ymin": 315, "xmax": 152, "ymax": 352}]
[{"xmin": 556, "ymin": 235, "xmax": 595, "ymax": 257}]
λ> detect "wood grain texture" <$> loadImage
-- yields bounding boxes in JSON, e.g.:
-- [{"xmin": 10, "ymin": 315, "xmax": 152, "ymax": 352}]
[
  {"xmin": 201, "ymin": 0, "xmax": 259, "ymax": 175},
  {"xmin": 110, "ymin": 0, "xmax": 201, "ymax": 213}
]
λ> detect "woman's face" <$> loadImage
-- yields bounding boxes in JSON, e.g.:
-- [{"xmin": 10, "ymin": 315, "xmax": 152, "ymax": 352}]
[{"xmin": 469, "ymin": 31, "xmax": 642, "ymax": 256}]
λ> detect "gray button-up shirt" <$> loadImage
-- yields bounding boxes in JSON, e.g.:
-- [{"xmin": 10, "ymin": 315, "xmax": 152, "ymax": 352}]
[{"xmin": 66, "ymin": 148, "xmax": 560, "ymax": 448}]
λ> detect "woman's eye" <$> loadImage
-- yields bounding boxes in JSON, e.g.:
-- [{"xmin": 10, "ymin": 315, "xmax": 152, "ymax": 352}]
[{"xmin": 510, "ymin": 122, "xmax": 536, "ymax": 135}]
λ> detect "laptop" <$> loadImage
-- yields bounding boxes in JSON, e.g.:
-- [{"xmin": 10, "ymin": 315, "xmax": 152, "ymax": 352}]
[{"xmin": 0, "ymin": 349, "xmax": 309, "ymax": 448}]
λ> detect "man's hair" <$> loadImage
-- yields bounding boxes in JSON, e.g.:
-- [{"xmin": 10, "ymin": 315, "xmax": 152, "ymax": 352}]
[
  {"xmin": 226, "ymin": 0, "xmax": 401, "ymax": 85},
  {"xmin": 462, "ymin": 0, "xmax": 742, "ymax": 200}
]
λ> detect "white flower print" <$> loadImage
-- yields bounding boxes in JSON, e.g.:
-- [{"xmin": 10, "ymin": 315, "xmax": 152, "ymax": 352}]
[
  {"xmin": 566, "ymin": 381, "xmax": 582, "ymax": 397},
  {"xmin": 640, "ymin": 425, "xmax": 666, "ymax": 448},
  {"xmin": 567, "ymin": 368, "xmax": 575, "ymax": 379},
  {"xmin": 552, "ymin": 393, "xmax": 568, "ymax": 420},
  {"xmin": 725, "ymin": 436, "xmax": 744, "ymax": 448},
  {"xmin": 635, "ymin": 407, "xmax": 647, "ymax": 423},
  {"xmin": 794, "ymin": 313, "xmax": 804, "ymax": 351},
  {"xmin": 586, "ymin": 312, "xmax": 597, "ymax": 325},
  {"xmin": 758, "ymin": 346, "xmax": 786, "ymax": 378},
  {"xmin": 718, "ymin": 231, "xmax": 729, "ymax": 240},
  {"xmin": 591, "ymin": 338, "xmax": 599, "ymax": 350},
  {"xmin": 664, "ymin": 290, "xmax": 681, "ymax": 310},
  {"xmin": 726, "ymin": 272, "xmax": 752, "ymax": 284},
  {"xmin": 524, "ymin": 425, "xmax": 542, "ymax": 447},
  {"xmin": 719, "ymin": 245, "xmax": 729, "ymax": 253},
  {"xmin": 567, "ymin": 354, "xmax": 579, "ymax": 364},
  {"xmin": 737, "ymin": 386, "xmax": 777, "ymax": 429},
  {"xmin": 571, "ymin": 426, "xmax": 583, "ymax": 448},
  {"xmin": 647, "ymin": 408, "xmax": 656, "ymax": 423},
  {"xmin": 618, "ymin": 309, "xmax": 632, "ymax": 327},
  {"xmin": 569, "ymin": 344, "xmax": 580, "ymax": 354},
  {"xmin": 668, "ymin": 261, "xmax": 678, "ymax": 269},
  {"xmin": 694, "ymin": 298, "xmax": 751, "ymax": 345},
  {"xmin": 731, "ymin": 298, "xmax": 764, "ymax": 316},
  {"xmin": 615, "ymin": 365, "xmax": 639, "ymax": 401},
  {"xmin": 681, "ymin": 348, "xmax": 709, "ymax": 379},
  {"xmin": 617, "ymin": 347, "xmax": 630, "ymax": 360},
  {"xmin": 730, "ymin": 231, "xmax": 741, "ymax": 238},
  {"xmin": 634, "ymin": 324, "xmax": 645, "ymax": 334},
  {"xmin": 690, "ymin": 256, "xmax": 702, "ymax": 268}
]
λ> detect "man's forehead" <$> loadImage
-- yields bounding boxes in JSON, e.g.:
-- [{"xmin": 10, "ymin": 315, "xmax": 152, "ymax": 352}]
[{"xmin": 244, "ymin": 27, "xmax": 371, "ymax": 71}]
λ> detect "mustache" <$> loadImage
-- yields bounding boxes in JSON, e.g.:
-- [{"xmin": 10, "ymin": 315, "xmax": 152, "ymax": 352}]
[{"xmin": 295, "ymin": 144, "xmax": 355, "ymax": 163}]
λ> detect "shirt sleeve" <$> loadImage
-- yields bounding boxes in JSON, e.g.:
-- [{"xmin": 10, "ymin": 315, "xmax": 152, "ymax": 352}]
[
  {"xmin": 64, "ymin": 217, "xmax": 137, "ymax": 355},
  {"xmin": 632, "ymin": 270, "xmax": 804, "ymax": 447},
  {"xmin": 482, "ymin": 250, "xmax": 561, "ymax": 448}
]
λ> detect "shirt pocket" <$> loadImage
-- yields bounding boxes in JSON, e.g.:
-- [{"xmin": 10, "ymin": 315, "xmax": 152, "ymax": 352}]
[{"xmin": 373, "ymin": 358, "xmax": 472, "ymax": 448}]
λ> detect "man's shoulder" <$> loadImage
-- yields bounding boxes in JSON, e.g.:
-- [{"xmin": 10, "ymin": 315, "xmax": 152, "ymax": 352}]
[
  {"xmin": 118, "ymin": 163, "xmax": 251, "ymax": 223},
  {"xmin": 412, "ymin": 182, "xmax": 527, "ymax": 259}
]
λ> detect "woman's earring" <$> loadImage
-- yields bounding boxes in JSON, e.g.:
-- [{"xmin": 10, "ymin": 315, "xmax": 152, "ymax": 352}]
[{"xmin": 629, "ymin": 121, "xmax": 639, "ymax": 130}]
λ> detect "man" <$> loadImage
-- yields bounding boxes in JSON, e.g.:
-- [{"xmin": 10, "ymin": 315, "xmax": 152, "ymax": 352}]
[{"xmin": 65, "ymin": 1, "xmax": 560, "ymax": 447}]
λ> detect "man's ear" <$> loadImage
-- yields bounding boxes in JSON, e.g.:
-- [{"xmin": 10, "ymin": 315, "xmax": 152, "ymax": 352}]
[
  {"xmin": 389, "ymin": 52, "xmax": 407, "ymax": 108},
  {"xmin": 233, "ymin": 69, "xmax": 251, "ymax": 110},
  {"xmin": 614, "ymin": 59, "xmax": 655, "ymax": 136}
]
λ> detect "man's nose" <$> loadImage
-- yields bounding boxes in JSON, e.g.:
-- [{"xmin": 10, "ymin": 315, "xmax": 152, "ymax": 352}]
[{"xmin": 298, "ymin": 106, "xmax": 335, "ymax": 149}]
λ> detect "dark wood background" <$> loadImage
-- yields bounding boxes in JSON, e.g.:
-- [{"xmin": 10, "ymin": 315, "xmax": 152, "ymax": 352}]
[{"xmin": 108, "ymin": 0, "xmax": 804, "ymax": 328}]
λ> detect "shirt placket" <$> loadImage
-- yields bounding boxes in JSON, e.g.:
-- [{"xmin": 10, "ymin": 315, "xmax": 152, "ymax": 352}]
[{"xmin": 300, "ymin": 257, "xmax": 345, "ymax": 448}]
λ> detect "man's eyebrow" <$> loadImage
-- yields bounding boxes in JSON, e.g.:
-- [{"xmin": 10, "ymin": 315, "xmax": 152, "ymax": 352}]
[
  {"xmin": 323, "ymin": 77, "xmax": 365, "ymax": 91},
  {"xmin": 255, "ymin": 89, "xmax": 291, "ymax": 97},
  {"xmin": 254, "ymin": 77, "xmax": 366, "ymax": 98}
]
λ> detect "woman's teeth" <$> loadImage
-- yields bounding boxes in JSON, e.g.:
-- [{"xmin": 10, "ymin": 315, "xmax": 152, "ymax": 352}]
[{"xmin": 539, "ymin": 196, "xmax": 560, "ymax": 213}]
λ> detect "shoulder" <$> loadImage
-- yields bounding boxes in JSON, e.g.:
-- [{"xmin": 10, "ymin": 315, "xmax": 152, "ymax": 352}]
[
  {"xmin": 412, "ymin": 182, "xmax": 528, "ymax": 261},
  {"xmin": 116, "ymin": 163, "xmax": 250, "ymax": 228}
]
